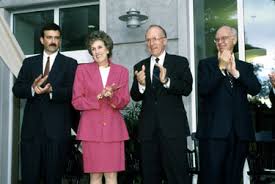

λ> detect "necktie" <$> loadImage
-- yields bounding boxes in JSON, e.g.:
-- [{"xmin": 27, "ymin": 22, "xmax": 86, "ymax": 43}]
[
  {"xmin": 152, "ymin": 58, "xmax": 160, "ymax": 88},
  {"xmin": 227, "ymin": 71, "xmax": 234, "ymax": 88},
  {"xmin": 43, "ymin": 56, "xmax": 50, "ymax": 76}
]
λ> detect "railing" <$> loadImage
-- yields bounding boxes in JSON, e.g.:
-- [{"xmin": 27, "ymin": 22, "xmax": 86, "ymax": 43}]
[
  {"xmin": 0, "ymin": 9, "xmax": 24, "ymax": 77},
  {"xmin": 247, "ymin": 131, "xmax": 275, "ymax": 183}
]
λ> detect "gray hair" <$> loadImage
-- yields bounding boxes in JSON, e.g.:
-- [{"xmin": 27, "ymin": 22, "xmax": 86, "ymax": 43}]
[
  {"xmin": 230, "ymin": 27, "xmax": 238, "ymax": 38},
  {"xmin": 145, "ymin": 24, "xmax": 167, "ymax": 38}
]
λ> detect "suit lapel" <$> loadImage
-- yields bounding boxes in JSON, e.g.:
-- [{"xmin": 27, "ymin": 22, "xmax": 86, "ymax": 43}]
[
  {"xmin": 163, "ymin": 53, "xmax": 170, "ymax": 69},
  {"xmin": 35, "ymin": 55, "xmax": 43, "ymax": 77},
  {"xmin": 48, "ymin": 53, "xmax": 61, "ymax": 82},
  {"xmin": 105, "ymin": 62, "xmax": 114, "ymax": 87},
  {"xmin": 163, "ymin": 53, "xmax": 173, "ymax": 80},
  {"xmin": 92, "ymin": 63, "xmax": 105, "ymax": 94},
  {"xmin": 144, "ymin": 57, "xmax": 152, "ymax": 88}
]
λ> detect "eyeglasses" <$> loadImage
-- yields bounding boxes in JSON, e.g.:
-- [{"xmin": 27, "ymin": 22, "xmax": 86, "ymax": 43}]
[
  {"xmin": 145, "ymin": 37, "xmax": 165, "ymax": 43},
  {"xmin": 214, "ymin": 36, "xmax": 233, "ymax": 43}
]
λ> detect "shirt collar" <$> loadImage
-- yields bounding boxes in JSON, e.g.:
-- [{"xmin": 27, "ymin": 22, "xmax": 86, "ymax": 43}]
[
  {"xmin": 43, "ymin": 50, "xmax": 58, "ymax": 62},
  {"xmin": 151, "ymin": 50, "xmax": 166, "ymax": 65}
]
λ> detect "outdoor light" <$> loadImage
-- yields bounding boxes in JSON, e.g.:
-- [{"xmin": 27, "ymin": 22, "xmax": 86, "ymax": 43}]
[{"xmin": 119, "ymin": 8, "xmax": 148, "ymax": 28}]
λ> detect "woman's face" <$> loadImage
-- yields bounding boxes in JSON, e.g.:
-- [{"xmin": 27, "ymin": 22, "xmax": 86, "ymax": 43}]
[{"xmin": 90, "ymin": 39, "xmax": 109, "ymax": 66}]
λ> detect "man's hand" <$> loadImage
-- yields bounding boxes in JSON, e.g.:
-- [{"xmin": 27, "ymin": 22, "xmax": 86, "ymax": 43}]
[
  {"xmin": 32, "ymin": 75, "xmax": 52, "ymax": 94},
  {"xmin": 226, "ymin": 57, "xmax": 239, "ymax": 77},
  {"xmin": 34, "ymin": 83, "xmax": 52, "ymax": 94},
  {"xmin": 134, "ymin": 65, "xmax": 146, "ymax": 86},
  {"xmin": 155, "ymin": 63, "xmax": 168, "ymax": 84},
  {"xmin": 218, "ymin": 50, "xmax": 231, "ymax": 70},
  {"xmin": 269, "ymin": 71, "xmax": 275, "ymax": 88},
  {"xmin": 218, "ymin": 50, "xmax": 239, "ymax": 78},
  {"xmin": 32, "ymin": 74, "xmax": 47, "ymax": 88}
]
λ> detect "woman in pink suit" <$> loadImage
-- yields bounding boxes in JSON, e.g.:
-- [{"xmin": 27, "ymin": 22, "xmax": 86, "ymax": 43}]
[{"xmin": 72, "ymin": 30, "xmax": 130, "ymax": 184}]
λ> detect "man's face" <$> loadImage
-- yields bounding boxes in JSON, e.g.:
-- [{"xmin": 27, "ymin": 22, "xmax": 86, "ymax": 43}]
[
  {"xmin": 40, "ymin": 30, "xmax": 61, "ymax": 54},
  {"xmin": 214, "ymin": 26, "xmax": 237, "ymax": 53},
  {"xmin": 145, "ymin": 27, "xmax": 167, "ymax": 57}
]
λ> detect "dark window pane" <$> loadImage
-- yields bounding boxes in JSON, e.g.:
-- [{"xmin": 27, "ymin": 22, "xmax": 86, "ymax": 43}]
[
  {"xmin": 194, "ymin": 0, "xmax": 237, "ymax": 60},
  {"xmin": 13, "ymin": 11, "xmax": 54, "ymax": 55},
  {"xmin": 60, "ymin": 5, "xmax": 99, "ymax": 51}
]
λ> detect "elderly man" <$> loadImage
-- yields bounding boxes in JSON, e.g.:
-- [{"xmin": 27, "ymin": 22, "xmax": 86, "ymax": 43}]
[
  {"xmin": 197, "ymin": 25, "xmax": 261, "ymax": 184},
  {"xmin": 131, "ymin": 24, "xmax": 193, "ymax": 184}
]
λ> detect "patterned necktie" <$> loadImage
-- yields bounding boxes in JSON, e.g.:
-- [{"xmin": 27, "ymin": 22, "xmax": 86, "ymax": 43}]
[
  {"xmin": 43, "ymin": 56, "xmax": 50, "ymax": 76},
  {"xmin": 152, "ymin": 58, "xmax": 160, "ymax": 88},
  {"xmin": 227, "ymin": 72, "xmax": 234, "ymax": 88}
]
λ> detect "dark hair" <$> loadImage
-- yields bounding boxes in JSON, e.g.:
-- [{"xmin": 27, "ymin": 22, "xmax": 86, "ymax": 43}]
[
  {"xmin": 146, "ymin": 24, "xmax": 167, "ymax": 38},
  {"xmin": 40, "ymin": 23, "xmax": 62, "ymax": 38},
  {"xmin": 86, "ymin": 30, "xmax": 113, "ymax": 58}
]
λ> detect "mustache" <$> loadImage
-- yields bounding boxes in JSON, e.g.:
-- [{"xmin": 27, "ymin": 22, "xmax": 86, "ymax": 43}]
[{"xmin": 49, "ymin": 43, "xmax": 57, "ymax": 47}]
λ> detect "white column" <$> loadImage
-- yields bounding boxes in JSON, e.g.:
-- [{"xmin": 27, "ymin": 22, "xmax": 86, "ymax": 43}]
[{"xmin": 0, "ymin": 9, "xmax": 24, "ymax": 77}]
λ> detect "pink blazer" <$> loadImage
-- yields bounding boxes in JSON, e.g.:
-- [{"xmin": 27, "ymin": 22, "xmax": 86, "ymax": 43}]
[{"xmin": 72, "ymin": 61, "xmax": 130, "ymax": 142}]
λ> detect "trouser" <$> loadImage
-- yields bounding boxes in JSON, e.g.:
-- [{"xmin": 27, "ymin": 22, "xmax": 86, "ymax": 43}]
[
  {"xmin": 140, "ymin": 134, "xmax": 190, "ymax": 184},
  {"xmin": 198, "ymin": 130, "xmax": 249, "ymax": 184},
  {"xmin": 21, "ymin": 140, "xmax": 69, "ymax": 184}
]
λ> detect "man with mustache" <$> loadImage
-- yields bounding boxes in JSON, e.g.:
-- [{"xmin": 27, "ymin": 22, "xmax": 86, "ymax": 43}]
[
  {"xmin": 197, "ymin": 25, "xmax": 261, "ymax": 184},
  {"xmin": 13, "ymin": 23, "xmax": 78, "ymax": 184}
]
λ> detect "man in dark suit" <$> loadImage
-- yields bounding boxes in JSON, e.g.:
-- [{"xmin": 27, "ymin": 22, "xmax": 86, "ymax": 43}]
[
  {"xmin": 13, "ymin": 23, "xmax": 78, "ymax": 184},
  {"xmin": 269, "ymin": 72, "xmax": 275, "ymax": 136},
  {"xmin": 197, "ymin": 25, "xmax": 261, "ymax": 184},
  {"xmin": 269, "ymin": 72, "xmax": 275, "ymax": 104},
  {"xmin": 130, "ymin": 24, "xmax": 193, "ymax": 184}
]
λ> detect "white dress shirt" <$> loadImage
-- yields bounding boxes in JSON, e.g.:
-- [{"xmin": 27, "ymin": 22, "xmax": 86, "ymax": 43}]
[{"xmin": 138, "ymin": 51, "xmax": 170, "ymax": 93}]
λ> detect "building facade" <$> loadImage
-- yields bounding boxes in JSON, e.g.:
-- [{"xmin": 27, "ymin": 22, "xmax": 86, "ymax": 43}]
[{"xmin": 1, "ymin": 0, "xmax": 275, "ymax": 183}]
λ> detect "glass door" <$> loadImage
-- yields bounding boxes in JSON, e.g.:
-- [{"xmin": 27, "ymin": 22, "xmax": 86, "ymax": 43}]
[
  {"xmin": 244, "ymin": 0, "xmax": 275, "ymax": 111},
  {"xmin": 193, "ymin": 0, "xmax": 275, "ymax": 183}
]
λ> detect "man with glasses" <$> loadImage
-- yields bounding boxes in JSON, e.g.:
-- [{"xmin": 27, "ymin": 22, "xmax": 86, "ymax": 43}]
[
  {"xmin": 197, "ymin": 25, "xmax": 261, "ymax": 184},
  {"xmin": 13, "ymin": 23, "xmax": 78, "ymax": 184},
  {"xmin": 131, "ymin": 24, "xmax": 193, "ymax": 184}
]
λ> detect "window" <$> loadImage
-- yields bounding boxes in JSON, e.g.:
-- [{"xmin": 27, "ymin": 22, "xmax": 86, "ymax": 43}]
[
  {"xmin": 12, "ymin": 3, "xmax": 99, "ymax": 55},
  {"xmin": 60, "ymin": 5, "xmax": 99, "ymax": 51},
  {"xmin": 194, "ymin": 0, "xmax": 237, "ymax": 60},
  {"xmin": 13, "ymin": 10, "xmax": 54, "ymax": 55},
  {"xmin": 244, "ymin": 0, "xmax": 275, "ymax": 106}
]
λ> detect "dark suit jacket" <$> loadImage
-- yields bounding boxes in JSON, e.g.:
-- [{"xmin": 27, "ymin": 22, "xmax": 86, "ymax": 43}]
[
  {"xmin": 269, "ymin": 90, "xmax": 275, "ymax": 106},
  {"xmin": 197, "ymin": 56, "xmax": 261, "ymax": 141},
  {"xmin": 13, "ymin": 53, "xmax": 78, "ymax": 142},
  {"xmin": 269, "ymin": 90, "xmax": 275, "ymax": 136},
  {"xmin": 130, "ymin": 53, "xmax": 193, "ymax": 140}
]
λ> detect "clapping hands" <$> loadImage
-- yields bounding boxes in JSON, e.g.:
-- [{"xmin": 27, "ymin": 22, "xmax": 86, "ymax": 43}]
[
  {"xmin": 269, "ymin": 71, "xmax": 275, "ymax": 88},
  {"xmin": 218, "ymin": 50, "xmax": 239, "ymax": 77},
  {"xmin": 97, "ymin": 83, "xmax": 120, "ymax": 100},
  {"xmin": 32, "ymin": 74, "xmax": 52, "ymax": 94}
]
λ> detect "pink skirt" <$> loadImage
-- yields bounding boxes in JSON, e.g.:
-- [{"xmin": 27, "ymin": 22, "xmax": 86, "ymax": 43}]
[{"xmin": 82, "ymin": 141, "xmax": 125, "ymax": 173}]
